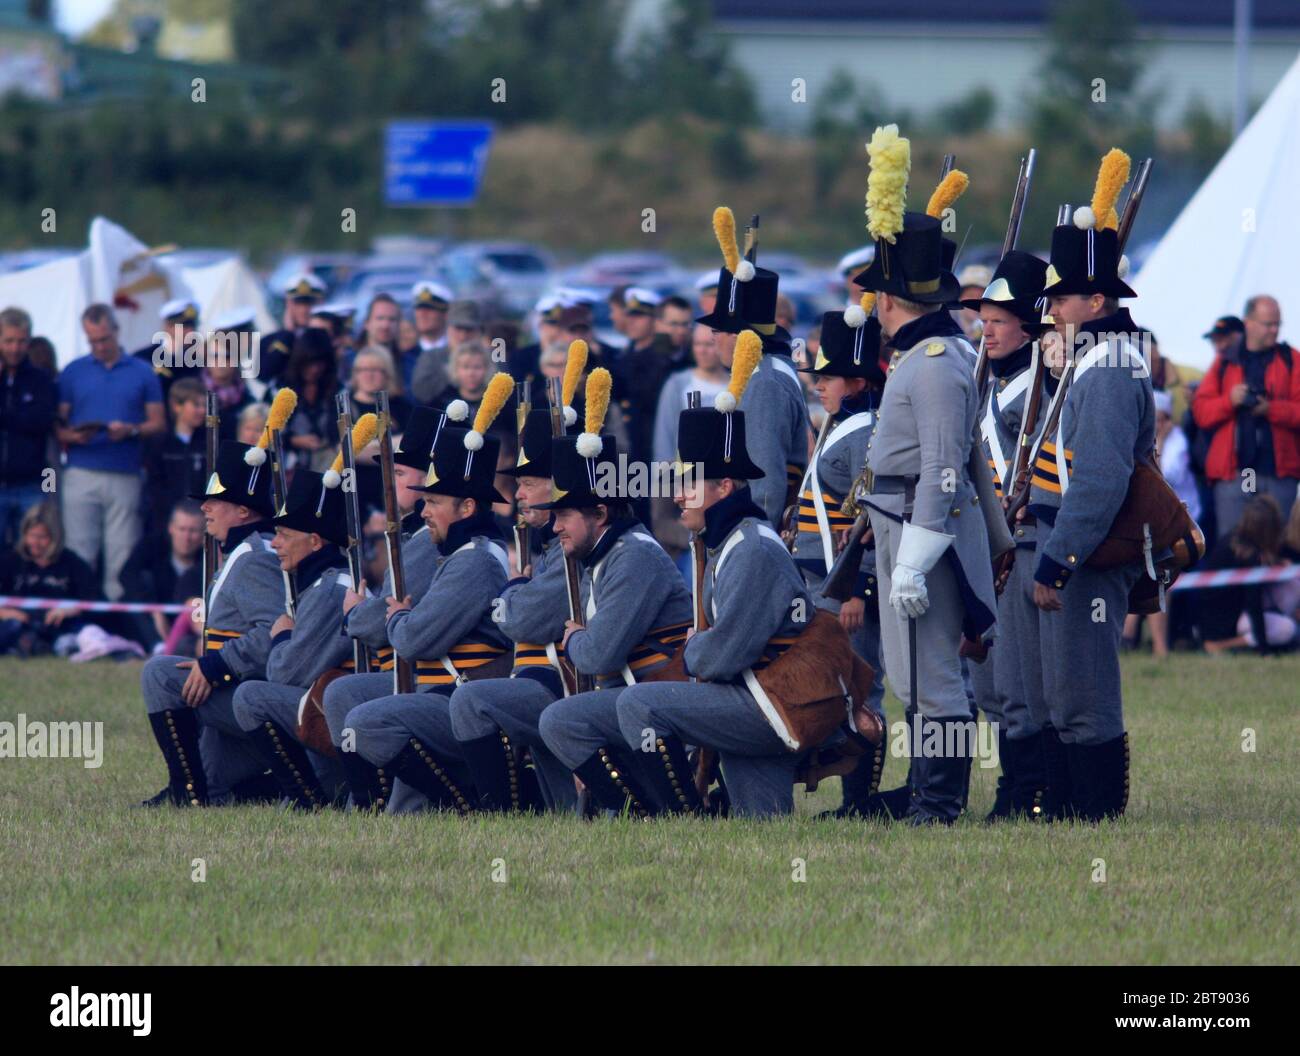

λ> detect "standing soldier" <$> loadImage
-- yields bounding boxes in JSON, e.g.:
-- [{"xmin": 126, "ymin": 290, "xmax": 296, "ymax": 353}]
[
  {"xmin": 792, "ymin": 304, "xmax": 888, "ymax": 815},
  {"xmin": 697, "ymin": 207, "xmax": 809, "ymax": 527},
  {"xmin": 135, "ymin": 299, "xmax": 201, "ymax": 396},
  {"xmin": 853, "ymin": 125, "xmax": 998, "ymax": 825},
  {"xmin": 537, "ymin": 370, "xmax": 694, "ymax": 816},
  {"xmin": 1030, "ymin": 150, "xmax": 1151, "ymax": 822},
  {"xmin": 261, "ymin": 273, "xmax": 327, "ymax": 383},
  {"xmin": 339, "ymin": 380, "xmax": 517, "ymax": 812},
  {"xmin": 959, "ymin": 251, "xmax": 1052, "ymax": 818},
  {"xmin": 230, "ymin": 469, "xmax": 356, "ymax": 809},
  {"xmin": 138, "ymin": 440, "xmax": 282, "ymax": 806}
]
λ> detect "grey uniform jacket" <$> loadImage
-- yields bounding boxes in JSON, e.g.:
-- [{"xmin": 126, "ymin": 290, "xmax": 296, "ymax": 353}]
[
  {"xmin": 345, "ymin": 516, "xmax": 438, "ymax": 651},
  {"xmin": 981, "ymin": 342, "xmax": 1045, "ymax": 548},
  {"xmin": 266, "ymin": 558, "xmax": 355, "ymax": 687},
  {"xmin": 1029, "ymin": 312, "xmax": 1155, "ymax": 590},
  {"xmin": 743, "ymin": 350, "xmax": 810, "ymax": 527},
  {"xmin": 497, "ymin": 535, "xmax": 572, "ymax": 689},
  {"xmin": 197, "ymin": 525, "xmax": 284, "ymax": 686},
  {"xmin": 566, "ymin": 521, "xmax": 693, "ymax": 686},
  {"xmin": 864, "ymin": 317, "xmax": 997, "ymax": 638}
]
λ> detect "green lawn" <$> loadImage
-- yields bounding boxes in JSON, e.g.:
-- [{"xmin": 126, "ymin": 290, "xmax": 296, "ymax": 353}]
[{"xmin": 0, "ymin": 655, "xmax": 1296, "ymax": 965}]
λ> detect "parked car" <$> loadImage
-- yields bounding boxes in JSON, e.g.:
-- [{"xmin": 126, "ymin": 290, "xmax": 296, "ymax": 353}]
[{"xmin": 431, "ymin": 241, "xmax": 554, "ymax": 319}]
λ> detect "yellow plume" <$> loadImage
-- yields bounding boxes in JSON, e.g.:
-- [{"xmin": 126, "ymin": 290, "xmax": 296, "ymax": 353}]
[
  {"xmin": 257, "ymin": 388, "xmax": 298, "ymax": 449},
  {"xmin": 329, "ymin": 413, "xmax": 379, "ymax": 476},
  {"xmin": 585, "ymin": 368, "xmax": 612, "ymax": 435},
  {"xmin": 1090, "ymin": 149, "xmax": 1131, "ymax": 230},
  {"xmin": 859, "ymin": 292, "xmax": 877, "ymax": 316},
  {"xmin": 730, "ymin": 331, "xmax": 763, "ymax": 406},
  {"xmin": 926, "ymin": 170, "xmax": 969, "ymax": 220},
  {"xmin": 562, "ymin": 340, "xmax": 588, "ymax": 407},
  {"xmin": 866, "ymin": 124, "xmax": 910, "ymax": 243},
  {"xmin": 1104, "ymin": 207, "xmax": 1119, "ymax": 231},
  {"xmin": 472, "ymin": 373, "xmax": 515, "ymax": 436},
  {"xmin": 712, "ymin": 206, "xmax": 741, "ymax": 274}
]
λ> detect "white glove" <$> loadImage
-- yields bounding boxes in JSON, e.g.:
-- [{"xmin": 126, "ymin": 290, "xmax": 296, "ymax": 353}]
[{"xmin": 889, "ymin": 522, "xmax": 955, "ymax": 619}]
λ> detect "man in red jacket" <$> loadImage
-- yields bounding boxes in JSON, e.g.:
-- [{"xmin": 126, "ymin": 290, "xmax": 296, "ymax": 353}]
[{"xmin": 1192, "ymin": 295, "xmax": 1300, "ymax": 535}]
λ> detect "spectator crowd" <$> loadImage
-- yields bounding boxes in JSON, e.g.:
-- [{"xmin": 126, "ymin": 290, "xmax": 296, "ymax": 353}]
[{"xmin": 2, "ymin": 275, "xmax": 1298, "ymax": 661}]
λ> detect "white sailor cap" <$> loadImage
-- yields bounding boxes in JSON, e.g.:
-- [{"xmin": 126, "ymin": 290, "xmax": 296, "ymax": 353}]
[
  {"xmin": 411, "ymin": 280, "xmax": 453, "ymax": 309},
  {"xmin": 312, "ymin": 301, "xmax": 356, "ymax": 320},
  {"xmin": 837, "ymin": 245, "xmax": 875, "ymax": 275},
  {"xmin": 535, "ymin": 293, "xmax": 565, "ymax": 322},
  {"xmin": 284, "ymin": 272, "xmax": 327, "ymax": 300},
  {"xmin": 160, "ymin": 298, "xmax": 199, "ymax": 324},
  {"xmin": 211, "ymin": 306, "xmax": 256, "ymax": 331},
  {"xmin": 694, "ymin": 270, "xmax": 720, "ymax": 293},
  {"xmin": 957, "ymin": 264, "xmax": 994, "ymax": 291},
  {"xmin": 623, "ymin": 287, "xmax": 663, "ymax": 314},
  {"xmin": 555, "ymin": 286, "xmax": 600, "ymax": 307}
]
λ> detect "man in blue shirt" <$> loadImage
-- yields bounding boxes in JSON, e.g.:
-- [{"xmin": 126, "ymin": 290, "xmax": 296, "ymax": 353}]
[{"xmin": 57, "ymin": 303, "xmax": 165, "ymax": 600}]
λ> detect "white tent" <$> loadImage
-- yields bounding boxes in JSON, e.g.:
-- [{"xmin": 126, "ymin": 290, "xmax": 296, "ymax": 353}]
[
  {"xmin": 0, "ymin": 218, "xmax": 273, "ymax": 369},
  {"xmin": 1135, "ymin": 51, "xmax": 1300, "ymax": 372}
]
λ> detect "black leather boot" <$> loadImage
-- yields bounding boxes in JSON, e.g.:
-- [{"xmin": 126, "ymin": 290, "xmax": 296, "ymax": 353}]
[
  {"xmin": 339, "ymin": 750, "xmax": 390, "ymax": 812},
  {"xmin": 390, "ymin": 738, "xmax": 473, "ymax": 814},
  {"xmin": 143, "ymin": 709, "xmax": 208, "ymax": 807},
  {"xmin": 1038, "ymin": 725, "xmax": 1073, "ymax": 821},
  {"xmin": 1006, "ymin": 730, "xmax": 1048, "ymax": 818},
  {"xmin": 641, "ymin": 734, "xmax": 702, "ymax": 815},
  {"xmin": 573, "ymin": 747, "xmax": 655, "ymax": 818},
  {"xmin": 906, "ymin": 718, "xmax": 969, "ymax": 826},
  {"xmin": 459, "ymin": 730, "xmax": 532, "ymax": 812},
  {"xmin": 1066, "ymin": 733, "xmax": 1130, "ymax": 822},
  {"xmin": 247, "ymin": 720, "xmax": 328, "ymax": 810},
  {"xmin": 985, "ymin": 728, "xmax": 1014, "ymax": 822},
  {"xmin": 821, "ymin": 737, "xmax": 887, "ymax": 819}
]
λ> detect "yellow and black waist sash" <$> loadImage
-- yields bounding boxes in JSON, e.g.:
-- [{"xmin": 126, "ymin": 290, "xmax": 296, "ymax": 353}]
[
  {"xmin": 513, "ymin": 642, "xmax": 558, "ymax": 671},
  {"xmin": 414, "ymin": 641, "xmax": 509, "ymax": 686},
  {"xmin": 594, "ymin": 621, "xmax": 692, "ymax": 683}
]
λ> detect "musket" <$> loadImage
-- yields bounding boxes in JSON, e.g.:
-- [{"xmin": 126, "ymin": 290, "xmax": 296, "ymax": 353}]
[
  {"xmin": 547, "ymin": 376, "xmax": 587, "ymax": 695},
  {"xmin": 513, "ymin": 379, "xmax": 532, "ymax": 575},
  {"xmin": 269, "ymin": 406, "xmax": 297, "ymax": 618},
  {"xmin": 336, "ymin": 392, "xmax": 372, "ymax": 674},
  {"xmin": 1003, "ymin": 158, "xmax": 1154, "ymax": 527},
  {"xmin": 684, "ymin": 390, "xmax": 718, "ymax": 802},
  {"xmin": 780, "ymin": 410, "xmax": 833, "ymax": 550},
  {"xmin": 743, "ymin": 214, "xmax": 759, "ymax": 263},
  {"xmin": 376, "ymin": 391, "xmax": 414, "ymax": 694},
  {"xmin": 199, "ymin": 391, "xmax": 221, "ymax": 654},
  {"xmin": 821, "ymin": 483, "xmax": 873, "ymax": 604},
  {"xmin": 973, "ymin": 148, "xmax": 1036, "ymax": 394}
]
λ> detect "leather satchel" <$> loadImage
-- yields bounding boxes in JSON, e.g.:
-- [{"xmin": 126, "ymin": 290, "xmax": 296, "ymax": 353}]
[
  {"xmin": 296, "ymin": 667, "xmax": 349, "ymax": 758},
  {"xmin": 1087, "ymin": 456, "xmax": 1206, "ymax": 573}
]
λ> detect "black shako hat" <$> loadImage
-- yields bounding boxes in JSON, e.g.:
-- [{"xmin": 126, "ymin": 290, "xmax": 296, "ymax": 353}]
[
  {"xmin": 852, "ymin": 211, "xmax": 961, "ymax": 306},
  {"xmin": 502, "ymin": 408, "xmax": 576, "ymax": 479},
  {"xmin": 412, "ymin": 425, "xmax": 508, "ymax": 505},
  {"xmin": 674, "ymin": 329, "xmax": 765, "ymax": 481},
  {"xmin": 271, "ymin": 469, "xmax": 349, "ymax": 547},
  {"xmin": 799, "ymin": 309, "xmax": 884, "ymax": 383},
  {"xmin": 1042, "ymin": 222, "xmax": 1136, "ymax": 299},
  {"xmin": 191, "ymin": 440, "xmax": 276, "ymax": 519},
  {"xmin": 959, "ymin": 250, "xmax": 1051, "ymax": 328},
  {"xmin": 393, "ymin": 402, "xmax": 470, "ymax": 471}
]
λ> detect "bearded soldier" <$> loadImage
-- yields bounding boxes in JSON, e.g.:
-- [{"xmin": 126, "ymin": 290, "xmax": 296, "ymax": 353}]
[
  {"xmin": 230, "ymin": 470, "xmax": 355, "ymax": 809},
  {"xmin": 852, "ymin": 125, "xmax": 997, "ymax": 825},
  {"xmin": 697, "ymin": 207, "xmax": 809, "ymax": 527},
  {"xmin": 1029, "ymin": 154, "xmax": 1152, "ymax": 822},
  {"xmin": 537, "ymin": 370, "xmax": 694, "ymax": 816},
  {"xmin": 139, "ymin": 440, "xmax": 283, "ymax": 806},
  {"xmin": 959, "ymin": 251, "xmax": 1052, "ymax": 819}
]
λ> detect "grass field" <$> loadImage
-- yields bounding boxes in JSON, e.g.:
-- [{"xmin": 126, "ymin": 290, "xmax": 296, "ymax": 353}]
[{"xmin": 1, "ymin": 654, "xmax": 1296, "ymax": 965}]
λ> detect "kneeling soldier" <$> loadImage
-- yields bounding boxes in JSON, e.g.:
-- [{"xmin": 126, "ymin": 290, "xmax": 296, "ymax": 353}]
[
  {"xmin": 231, "ymin": 469, "xmax": 355, "ymax": 809},
  {"xmin": 139, "ymin": 440, "xmax": 282, "ymax": 806},
  {"xmin": 340, "ymin": 380, "xmax": 516, "ymax": 812},
  {"xmin": 537, "ymin": 369, "xmax": 694, "ymax": 816}
]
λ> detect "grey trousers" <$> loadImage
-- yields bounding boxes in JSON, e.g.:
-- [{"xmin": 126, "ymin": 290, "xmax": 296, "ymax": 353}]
[
  {"xmin": 1213, "ymin": 475, "xmax": 1297, "ymax": 537},
  {"xmin": 448, "ymin": 676, "xmax": 575, "ymax": 811},
  {"xmin": 617, "ymin": 680, "xmax": 797, "ymax": 817},
  {"xmin": 971, "ymin": 552, "xmax": 1046, "ymax": 741},
  {"xmin": 344, "ymin": 688, "xmax": 474, "ymax": 797},
  {"xmin": 61, "ymin": 465, "xmax": 142, "ymax": 601},
  {"xmin": 1038, "ymin": 561, "xmax": 1141, "ymax": 745},
  {"xmin": 141, "ymin": 654, "xmax": 264, "ymax": 799},
  {"xmin": 870, "ymin": 510, "xmax": 971, "ymax": 721},
  {"xmin": 231, "ymin": 680, "xmax": 346, "ymax": 795},
  {"xmin": 537, "ymin": 686, "xmax": 668, "ymax": 803},
  {"xmin": 322, "ymin": 670, "xmax": 430, "ymax": 813}
]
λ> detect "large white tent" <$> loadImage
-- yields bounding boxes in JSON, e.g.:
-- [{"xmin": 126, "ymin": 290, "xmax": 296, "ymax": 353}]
[
  {"xmin": 0, "ymin": 218, "xmax": 274, "ymax": 369},
  {"xmin": 1135, "ymin": 51, "xmax": 1300, "ymax": 372}
]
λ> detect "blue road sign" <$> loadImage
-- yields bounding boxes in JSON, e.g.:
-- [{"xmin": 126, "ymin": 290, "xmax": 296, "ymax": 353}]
[{"xmin": 384, "ymin": 121, "xmax": 494, "ymax": 207}]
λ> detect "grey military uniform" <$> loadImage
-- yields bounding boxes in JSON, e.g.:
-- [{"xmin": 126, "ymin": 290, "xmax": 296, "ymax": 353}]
[
  {"xmin": 743, "ymin": 350, "xmax": 810, "ymax": 527},
  {"xmin": 617, "ymin": 502, "xmax": 816, "ymax": 816},
  {"xmin": 141, "ymin": 525, "xmax": 283, "ymax": 798}
]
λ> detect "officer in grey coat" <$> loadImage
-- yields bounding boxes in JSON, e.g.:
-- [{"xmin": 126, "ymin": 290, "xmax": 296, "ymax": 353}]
[
  {"xmin": 959, "ymin": 250, "xmax": 1052, "ymax": 819},
  {"xmin": 339, "ymin": 419, "xmax": 513, "ymax": 813},
  {"xmin": 448, "ymin": 408, "xmax": 577, "ymax": 812},
  {"xmin": 230, "ymin": 469, "xmax": 356, "ymax": 809},
  {"xmin": 535, "ymin": 410, "xmax": 694, "ymax": 817},
  {"xmin": 1030, "ymin": 213, "xmax": 1153, "ymax": 822},
  {"xmin": 139, "ymin": 440, "xmax": 283, "ymax": 807},
  {"xmin": 792, "ymin": 308, "xmax": 889, "ymax": 815},
  {"xmin": 616, "ymin": 379, "xmax": 820, "ymax": 816},
  {"xmin": 853, "ymin": 210, "xmax": 998, "ymax": 825}
]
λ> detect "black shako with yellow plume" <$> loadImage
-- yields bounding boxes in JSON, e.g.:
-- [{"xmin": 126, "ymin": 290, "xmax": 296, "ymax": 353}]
[
  {"xmin": 393, "ymin": 399, "xmax": 470, "ymax": 472},
  {"xmin": 504, "ymin": 339, "xmax": 584, "ymax": 478},
  {"xmin": 1042, "ymin": 148, "xmax": 1136, "ymax": 299},
  {"xmin": 190, "ymin": 440, "xmax": 277, "ymax": 519},
  {"xmin": 675, "ymin": 331, "xmax": 766, "ymax": 480},
  {"xmin": 852, "ymin": 124, "xmax": 961, "ymax": 306},
  {"xmin": 271, "ymin": 469, "xmax": 350, "ymax": 547},
  {"xmin": 535, "ymin": 368, "xmax": 622, "ymax": 510},
  {"xmin": 238, "ymin": 386, "xmax": 297, "ymax": 495},
  {"xmin": 414, "ymin": 373, "xmax": 515, "ymax": 504},
  {"xmin": 696, "ymin": 206, "xmax": 780, "ymax": 335}
]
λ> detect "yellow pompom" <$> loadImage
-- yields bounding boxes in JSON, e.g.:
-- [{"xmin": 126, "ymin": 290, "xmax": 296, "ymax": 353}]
[
  {"xmin": 729, "ymin": 331, "xmax": 763, "ymax": 407},
  {"xmin": 584, "ymin": 368, "xmax": 612, "ymax": 436},
  {"xmin": 926, "ymin": 169, "xmax": 969, "ymax": 220},
  {"xmin": 866, "ymin": 124, "xmax": 910, "ymax": 243},
  {"xmin": 257, "ymin": 387, "xmax": 298, "ymax": 449},
  {"xmin": 472, "ymin": 373, "xmax": 515, "ymax": 436},
  {"xmin": 859, "ymin": 292, "xmax": 877, "ymax": 316},
  {"xmin": 712, "ymin": 206, "xmax": 741, "ymax": 274},
  {"xmin": 1090, "ymin": 149, "xmax": 1131, "ymax": 231},
  {"xmin": 562, "ymin": 340, "xmax": 588, "ymax": 408},
  {"xmin": 328, "ymin": 413, "xmax": 379, "ymax": 476}
]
